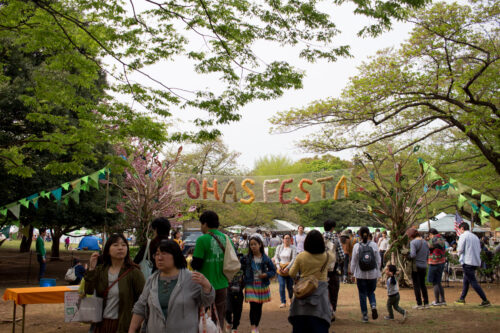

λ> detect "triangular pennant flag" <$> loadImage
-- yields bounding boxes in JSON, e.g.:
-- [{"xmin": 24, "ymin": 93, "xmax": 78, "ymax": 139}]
[
  {"xmin": 61, "ymin": 182, "xmax": 70, "ymax": 191},
  {"xmin": 51, "ymin": 188, "xmax": 63, "ymax": 201},
  {"xmin": 81, "ymin": 183, "xmax": 89, "ymax": 191},
  {"xmin": 26, "ymin": 193, "xmax": 38, "ymax": 201},
  {"xmin": 1, "ymin": 208, "xmax": 7, "ymax": 216},
  {"xmin": 469, "ymin": 201, "xmax": 479, "ymax": 213},
  {"xmin": 7, "ymin": 203, "xmax": 20, "ymax": 219},
  {"xmin": 456, "ymin": 182, "xmax": 469, "ymax": 195},
  {"xmin": 40, "ymin": 191, "xmax": 51, "ymax": 199},
  {"xmin": 458, "ymin": 195, "xmax": 467, "ymax": 209},
  {"xmin": 494, "ymin": 211, "xmax": 500, "ymax": 217},
  {"xmin": 89, "ymin": 171, "xmax": 100, "ymax": 189},
  {"xmin": 471, "ymin": 189, "xmax": 480, "ymax": 196},
  {"xmin": 99, "ymin": 168, "xmax": 106, "ymax": 175},
  {"xmin": 71, "ymin": 191, "xmax": 80, "ymax": 204},
  {"xmin": 19, "ymin": 198, "xmax": 30, "ymax": 208},
  {"xmin": 497, "ymin": 200, "xmax": 500, "ymax": 207},
  {"xmin": 480, "ymin": 203, "xmax": 492, "ymax": 214},
  {"xmin": 63, "ymin": 197, "xmax": 69, "ymax": 205},
  {"xmin": 71, "ymin": 179, "xmax": 81, "ymax": 192},
  {"xmin": 449, "ymin": 177, "xmax": 457, "ymax": 184},
  {"xmin": 480, "ymin": 214, "xmax": 489, "ymax": 225},
  {"xmin": 32, "ymin": 197, "xmax": 39, "ymax": 209},
  {"xmin": 490, "ymin": 215, "xmax": 500, "ymax": 230},
  {"xmin": 81, "ymin": 176, "xmax": 89, "ymax": 184},
  {"xmin": 480, "ymin": 210, "xmax": 490, "ymax": 218},
  {"xmin": 481, "ymin": 194, "xmax": 494, "ymax": 202},
  {"xmin": 428, "ymin": 170, "xmax": 441, "ymax": 181}
]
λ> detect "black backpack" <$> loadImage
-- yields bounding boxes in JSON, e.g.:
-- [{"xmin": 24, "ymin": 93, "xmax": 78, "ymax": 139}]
[{"xmin": 358, "ymin": 241, "xmax": 377, "ymax": 271}]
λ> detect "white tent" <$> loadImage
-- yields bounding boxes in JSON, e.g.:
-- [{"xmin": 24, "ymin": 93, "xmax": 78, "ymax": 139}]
[
  {"xmin": 418, "ymin": 212, "xmax": 488, "ymax": 233},
  {"xmin": 272, "ymin": 219, "xmax": 299, "ymax": 232}
]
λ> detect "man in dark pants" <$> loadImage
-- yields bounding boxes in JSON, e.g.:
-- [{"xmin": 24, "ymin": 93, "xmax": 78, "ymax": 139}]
[
  {"xmin": 225, "ymin": 253, "xmax": 247, "ymax": 332},
  {"xmin": 192, "ymin": 211, "xmax": 232, "ymax": 328},
  {"xmin": 323, "ymin": 220, "xmax": 345, "ymax": 322},
  {"xmin": 36, "ymin": 228, "xmax": 47, "ymax": 281},
  {"xmin": 455, "ymin": 222, "xmax": 491, "ymax": 307}
]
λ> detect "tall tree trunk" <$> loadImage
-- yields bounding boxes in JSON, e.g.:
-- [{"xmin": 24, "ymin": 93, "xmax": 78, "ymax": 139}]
[
  {"xmin": 20, "ymin": 225, "xmax": 34, "ymax": 253},
  {"xmin": 50, "ymin": 227, "xmax": 63, "ymax": 260}
]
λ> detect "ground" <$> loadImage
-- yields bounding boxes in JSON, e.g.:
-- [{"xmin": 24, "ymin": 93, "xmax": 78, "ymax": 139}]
[{"xmin": 1, "ymin": 244, "xmax": 500, "ymax": 333}]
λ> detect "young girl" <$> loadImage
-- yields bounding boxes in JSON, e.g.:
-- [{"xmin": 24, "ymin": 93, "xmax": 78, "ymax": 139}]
[
  {"xmin": 384, "ymin": 265, "xmax": 407, "ymax": 321},
  {"xmin": 244, "ymin": 236, "xmax": 276, "ymax": 333}
]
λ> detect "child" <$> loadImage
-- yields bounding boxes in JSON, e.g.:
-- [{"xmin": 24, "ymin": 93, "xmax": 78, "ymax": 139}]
[
  {"xmin": 185, "ymin": 247, "xmax": 195, "ymax": 271},
  {"xmin": 385, "ymin": 265, "xmax": 407, "ymax": 320},
  {"xmin": 225, "ymin": 253, "xmax": 247, "ymax": 333}
]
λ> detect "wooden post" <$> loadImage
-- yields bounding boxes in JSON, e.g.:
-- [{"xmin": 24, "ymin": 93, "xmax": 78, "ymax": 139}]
[{"xmin": 12, "ymin": 302, "xmax": 16, "ymax": 333}]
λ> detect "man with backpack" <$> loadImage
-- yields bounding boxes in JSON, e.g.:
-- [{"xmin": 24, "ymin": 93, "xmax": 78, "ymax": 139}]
[
  {"xmin": 323, "ymin": 220, "xmax": 345, "ymax": 322},
  {"xmin": 350, "ymin": 226, "xmax": 381, "ymax": 323}
]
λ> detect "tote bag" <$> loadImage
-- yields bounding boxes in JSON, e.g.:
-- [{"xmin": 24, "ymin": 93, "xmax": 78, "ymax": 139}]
[
  {"xmin": 209, "ymin": 233, "xmax": 241, "ymax": 281},
  {"xmin": 71, "ymin": 295, "xmax": 103, "ymax": 323},
  {"xmin": 139, "ymin": 239, "xmax": 153, "ymax": 280}
]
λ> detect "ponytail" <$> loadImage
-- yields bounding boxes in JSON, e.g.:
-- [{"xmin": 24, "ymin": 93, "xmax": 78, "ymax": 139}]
[{"xmin": 359, "ymin": 226, "xmax": 370, "ymax": 244}]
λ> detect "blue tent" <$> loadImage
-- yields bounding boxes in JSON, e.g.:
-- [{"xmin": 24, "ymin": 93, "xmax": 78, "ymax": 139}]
[{"xmin": 78, "ymin": 235, "xmax": 100, "ymax": 250}]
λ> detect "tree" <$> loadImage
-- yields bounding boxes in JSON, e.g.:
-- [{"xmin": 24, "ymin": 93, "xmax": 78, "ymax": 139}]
[
  {"xmin": 0, "ymin": 0, "xmax": 429, "ymax": 176},
  {"xmin": 352, "ymin": 147, "xmax": 445, "ymax": 286},
  {"xmin": 270, "ymin": 0, "xmax": 500, "ymax": 174},
  {"xmin": 174, "ymin": 138, "xmax": 242, "ymax": 175},
  {"xmin": 114, "ymin": 143, "xmax": 182, "ymax": 246}
]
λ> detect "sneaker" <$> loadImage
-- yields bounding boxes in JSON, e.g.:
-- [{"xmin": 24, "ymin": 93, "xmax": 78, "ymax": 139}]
[
  {"xmin": 412, "ymin": 305, "xmax": 423, "ymax": 310},
  {"xmin": 479, "ymin": 300, "xmax": 491, "ymax": 307},
  {"xmin": 430, "ymin": 301, "xmax": 441, "ymax": 306},
  {"xmin": 402, "ymin": 310, "xmax": 407, "ymax": 320},
  {"xmin": 279, "ymin": 303, "xmax": 286, "ymax": 308},
  {"xmin": 226, "ymin": 324, "xmax": 232, "ymax": 333},
  {"xmin": 362, "ymin": 315, "xmax": 369, "ymax": 323},
  {"xmin": 439, "ymin": 302, "xmax": 447, "ymax": 306},
  {"xmin": 331, "ymin": 310, "xmax": 336, "ymax": 322},
  {"xmin": 371, "ymin": 307, "xmax": 378, "ymax": 320},
  {"xmin": 455, "ymin": 299, "xmax": 466, "ymax": 305},
  {"xmin": 384, "ymin": 316, "xmax": 394, "ymax": 320},
  {"xmin": 423, "ymin": 304, "xmax": 430, "ymax": 309}
]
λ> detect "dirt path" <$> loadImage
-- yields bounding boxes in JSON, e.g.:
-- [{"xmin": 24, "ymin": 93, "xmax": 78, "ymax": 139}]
[{"xmin": 1, "ymin": 247, "xmax": 499, "ymax": 332}]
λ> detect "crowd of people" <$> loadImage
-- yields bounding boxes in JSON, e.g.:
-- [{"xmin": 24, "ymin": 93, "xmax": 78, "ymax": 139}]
[{"xmin": 37, "ymin": 212, "xmax": 497, "ymax": 333}]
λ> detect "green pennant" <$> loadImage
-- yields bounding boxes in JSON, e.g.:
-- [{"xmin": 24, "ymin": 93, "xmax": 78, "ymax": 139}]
[
  {"xmin": 81, "ymin": 183, "xmax": 89, "ymax": 191},
  {"xmin": 40, "ymin": 191, "xmax": 51, "ymax": 199},
  {"xmin": 480, "ymin": 194, "xmax": 495, "ymax": 202},
  {"xmin": 1, "ymin": 208, "xmax": 7, "ymax": 216},
  {"xmin": 497, "ymin": 200, "xmax": 500, "ymax": 207},
  {"xmin": 428, "ymin": 170, "xmax": 441, "ymax": 181},
  {"xmin": 71, "ymin": 179, "xmax": 81, "ymax": 192},
  {"xmin": 449, "ymin": 177, "xmax": 457, "ymax": 184},
  {"xmin": 61, "ymin": 182, "xmax": 70, "ymax": 191},
  {"xmin": 480, "ymin": 214, "xmax": 489, "ymax": 225},
  {"xmin": 469, "ymin": 201, "xmax": 479, "ymax": 213},
  {"xmin": 81, "ymin": 176, "xmax": 89, "ymax": 184},
  {"xmin": 71, "ymin": 191, "xmax": 80, "ymax": 204},
  {"xmin": 480, "ymin": 209, "xmax": 490, "ymax": 217},
  {"xmin": 7, "ymin": 203, "xmax": 20, "ymax": 219},
  {"xmin": 495, "ymin": 211, "xmax": 500, "ymax": 217},
  {"xmin": 471, "ymin": 189, "xmax": 480, "ymax": 196},
  {"xmin": 89, "ymin": 171, "xmax": 100, "ymax": 189},
  {"xmin": 99, "ymin": 168, "xmax": 106, "ymax": 175},
  {"xmin": 63, "ymin": 197, "xmax": 69, "ymax": 205},
  {"xmin": 458, "ymin": 195, "xmax": 467, "ymax": 209},
  {"xmin": 19, "ymin": 198, "xmax": 30, "ymax": 208}
]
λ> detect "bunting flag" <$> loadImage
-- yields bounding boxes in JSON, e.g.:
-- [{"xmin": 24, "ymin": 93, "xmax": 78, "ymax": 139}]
[
  {"xmin": 7, "ymin": 203, "xmax": 20, "ymax": 219},
  {"xmin": 51, "ymin": 188, "xmax": 63, "ymax": 201},
  {"xmin": 0, "ymin": 168, "xmax": 110, "ymax": 220},
  {"xmin": 481, "ymin": 194, "xmax": 494, "ymax": 202},
  {"xmin": 458, "ymin": 194, "xmax": 467, "ymax": 209},
  {"xmin": 469, "ymin": 201, "xmax": 479, "ymax": 213},
  {"xmin": 495, "ymin": 211, "xmax": 500, "ymax": 217},
  {"xmin": 480, "ymin": 202, "xmax": 492, "ymax": 214},
  {"xmin": 490, "ymin": 215, "xmax": 500, "ymax": 230},
  {"xmin": 471, "ymin": 189, "xmax": 480, "ymax": 196}
]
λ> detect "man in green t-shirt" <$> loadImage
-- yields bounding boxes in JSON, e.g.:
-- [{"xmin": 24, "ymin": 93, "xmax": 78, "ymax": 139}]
[
  {"xmin": 36, "ymin": 228, "xmax": 47, "ymax": 281},
  {"xmin": 192, "ymin": 211, "xmax": 228, "ymax": 328}
]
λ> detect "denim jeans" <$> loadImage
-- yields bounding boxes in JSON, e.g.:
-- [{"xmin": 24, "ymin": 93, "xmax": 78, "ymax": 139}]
[
  {"xmin": 343, "ymin": 254, "xmax": 350, "ymax": 278},
  {"xmin": 356, "ymin": 278, "xmax": 377, "ymax": 315},
  {"xmin": 277, "ymin": 274, "xmax": 293, "ymax": 304},
  {"xmin": 460, "ymin": 264, "xmax": 487, "ymax": 301}
]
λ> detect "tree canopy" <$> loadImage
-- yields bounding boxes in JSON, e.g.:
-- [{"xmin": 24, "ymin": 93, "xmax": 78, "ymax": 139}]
[
  {"xmin": 1, "ymin": 0, "xmax": 429, "ymax": 177},
  {"xmin": 270, "ymin": 0, "xmax": 499, "ymax": 175}
]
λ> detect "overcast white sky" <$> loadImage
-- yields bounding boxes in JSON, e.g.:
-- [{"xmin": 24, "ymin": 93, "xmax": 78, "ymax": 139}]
[{"xmin": 125, "ymin": 2, "xmax": 418, "ymax": 170}]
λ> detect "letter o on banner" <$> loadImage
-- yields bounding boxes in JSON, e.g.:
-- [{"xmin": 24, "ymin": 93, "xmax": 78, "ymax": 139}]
[{"xmin": 186, "ymin": 178, "xmax": 200, "ymax": 199}]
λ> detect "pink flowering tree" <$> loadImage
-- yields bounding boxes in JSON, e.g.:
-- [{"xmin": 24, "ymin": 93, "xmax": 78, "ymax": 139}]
[{"xmin": 114, "ymin": 143, "xmax": 183, "ymax": 246}]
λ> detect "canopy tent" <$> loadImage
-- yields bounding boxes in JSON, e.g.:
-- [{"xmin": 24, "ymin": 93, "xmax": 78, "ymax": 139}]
[
  {"xmin": 271, "ymin": 219, "xmax": 299, "ymax": 232},
  {"xmin": 225, "ymin": 225, "xmax": 246, "ymax": 234},
  {"xmin": 77, "ymin": 235, "xmax": 100, "ymax": 250},
  {"xmin": 305, "ymin": 227, "xmax": 325, "ymax": 233},
  {"xmin": 418, "ymin": 212, "xmax": 488, "ymax": 233},
  {"xmin": 345, "ymin": 226, "xmax": 386, "ymax": 234}
]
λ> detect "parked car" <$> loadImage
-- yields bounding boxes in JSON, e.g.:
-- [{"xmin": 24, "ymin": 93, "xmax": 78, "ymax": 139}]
[{"xmin": 182, "ymin": 231, "xmax": 203, "ymax": 255}]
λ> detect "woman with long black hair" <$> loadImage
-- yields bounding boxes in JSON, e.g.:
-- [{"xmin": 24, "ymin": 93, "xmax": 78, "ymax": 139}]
[
  {"xmin": 85, "ymin": 234, "xmax": 145, "ymax": 333},
  {"xmin": 244, "ymin": 236, "xmax": 276, "ymax": 333},
  {"xmin": 350, "ymin": 226, "xmax": 381, "ymax": 323}
]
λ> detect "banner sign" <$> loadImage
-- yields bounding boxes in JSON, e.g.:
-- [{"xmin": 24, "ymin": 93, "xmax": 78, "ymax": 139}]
[{"xmin": 172, "ymin": 170, "xmax": 351, "ymax": 204}]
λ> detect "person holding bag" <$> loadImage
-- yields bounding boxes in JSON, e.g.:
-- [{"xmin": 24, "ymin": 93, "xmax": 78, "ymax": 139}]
[
  {"xmin": 129, "ymin": 240, "xmax": 215, "ymax": 332},
  {"xmin": 272, "ymin": 233, "xmax": 297, "ymax": 308},
  {"xmin": 406, "ymin": 228, "xmax": 430, "ymax": 309},
  {"xmin": 244, "ymin": 236, "xmax": 276, "ymax": 333},
  {"xmin": 85, "ymin": 234, "xmax": 145, "ymax": 333},
  {"xmin": 288, "ymin": 230, "xmax": 335, "ymax": 333}
]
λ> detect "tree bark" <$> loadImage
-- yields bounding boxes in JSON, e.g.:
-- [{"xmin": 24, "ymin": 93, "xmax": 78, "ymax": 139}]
[
  {"xmin": 50, "ymin": 227, "xmax": 63, "ymax": 260},
  {"xmin": 19, "ymin": 225, "xmax": 34, "ymax": 253}
]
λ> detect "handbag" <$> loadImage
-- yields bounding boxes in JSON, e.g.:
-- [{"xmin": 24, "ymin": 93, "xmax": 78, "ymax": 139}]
[
  {"xmin": 209, "ymin": 232, "xmax": 241, "ymax": 281},
  {"xmin": 139, "ymin": 239, "xmax": 153, "ymax": 280},
  {"xmin": 198, "ymin": 306, "xmax": 219, "ymax": 333},
  {"xmin": 71, "ymin": 267, "xmax": 133, "ymax": 323},
  {"xmin": 293, "ymin": 253, "xmax": 329, "ymax": 299},
  {"xmin": 277, "ymin": 263, "xmax": 290, "ymax": 277}
]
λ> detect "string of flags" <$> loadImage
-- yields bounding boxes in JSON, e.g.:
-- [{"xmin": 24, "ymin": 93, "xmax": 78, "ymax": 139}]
[
  {"xmin": 418, "ymin": 159, "xmax": 499, "ymax": 224},
  {"xmin": 0, "ymin": 168, "xmax": 109, "ymax": 220}
]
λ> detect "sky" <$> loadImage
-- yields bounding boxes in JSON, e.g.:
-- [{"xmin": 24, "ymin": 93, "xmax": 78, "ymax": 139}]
[{"xmin": 125, "ymin": 2, "xmax": 417, "ymax": 170}]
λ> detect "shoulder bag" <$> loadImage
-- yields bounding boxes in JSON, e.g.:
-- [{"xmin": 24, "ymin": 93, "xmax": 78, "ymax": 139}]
[
  {"xmin": 293, "ymin": 252, "xmax": 329, "ymax": 299},
  {"xmin": 139, "ymin": 239, "xmax": 153, "ymax": 280},
  {"xmin": 71, "ymin": 267, "xmax": 133, "ymax": 323},
  {"xmin": 209, "ymin": 232, "xmax": 241, "ymax": 281}
]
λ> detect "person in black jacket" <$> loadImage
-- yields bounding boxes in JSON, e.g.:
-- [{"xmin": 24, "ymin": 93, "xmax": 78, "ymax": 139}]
[
  {"xmin": 133, "ymin": 217, "xmax": 171, "ymax": 272},
  {"xmin": 225, "ymin": 253, "xmax": 248, "ymax": 333}
]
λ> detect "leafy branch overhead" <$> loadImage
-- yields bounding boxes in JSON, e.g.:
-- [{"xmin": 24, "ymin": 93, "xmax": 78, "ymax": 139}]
[
  {"xmin": 1, "ymin": 0, "xmax": 428, "ymax": 176},
  {"xmin": 270, "ymin": 0, "xmax": 499, "ymax": 174}
]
